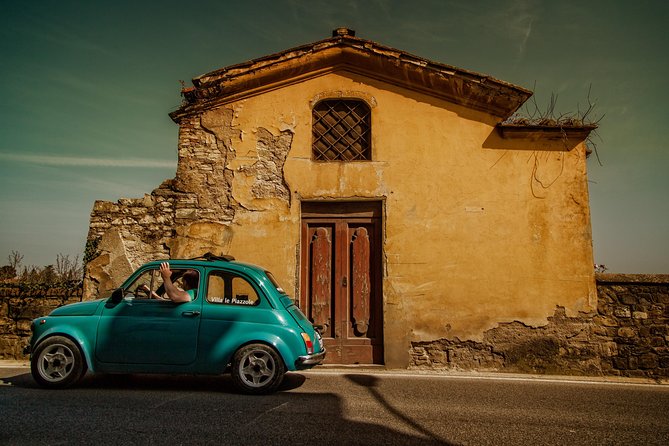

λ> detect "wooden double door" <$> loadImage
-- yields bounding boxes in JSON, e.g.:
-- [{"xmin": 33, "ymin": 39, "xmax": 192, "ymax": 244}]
[{"xmin": 300, "ymin": 202, "xmax": 383, "ymax": 364}]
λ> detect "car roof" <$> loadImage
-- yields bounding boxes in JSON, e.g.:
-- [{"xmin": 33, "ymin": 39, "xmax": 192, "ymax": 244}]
[{"xmin": 142, "ymin": 257, "xmax": 267, "ymax": 275}]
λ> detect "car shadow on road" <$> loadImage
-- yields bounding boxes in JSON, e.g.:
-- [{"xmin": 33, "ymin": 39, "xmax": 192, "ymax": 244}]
[
  {"xmin": 3, "ymin": 370, "xmax": 459, "ymax": 445},
  {"xmin": 1, "ymin": 370, "xmax": 307, "ymax": 394}
]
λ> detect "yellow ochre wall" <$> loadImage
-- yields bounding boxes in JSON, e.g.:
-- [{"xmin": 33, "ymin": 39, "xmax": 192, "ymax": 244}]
[{"xmin": 194, "ymin": 71, "xmax": 596, "ymax": 368}]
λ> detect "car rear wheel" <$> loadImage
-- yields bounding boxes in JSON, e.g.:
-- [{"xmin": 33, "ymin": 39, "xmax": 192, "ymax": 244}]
[
  {"xmin": 231, "ymin": 343, "xmax": 285, "ymax": 394},
  {"xmin": 31, "ymin": 336, "xmax": 86, "ymax": 389}
]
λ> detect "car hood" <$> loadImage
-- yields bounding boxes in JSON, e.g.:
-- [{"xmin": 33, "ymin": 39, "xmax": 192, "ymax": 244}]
[{"xmin": 49, "ymin": 299, "xmax": 105, "ymax": 316}]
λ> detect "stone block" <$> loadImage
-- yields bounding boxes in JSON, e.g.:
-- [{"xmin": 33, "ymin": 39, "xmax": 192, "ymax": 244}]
[
  {"xmin": 602, "ymin": 342, "xmax": 618, "ymax": 357},
  {"xmin": 638, "ymin": 354, "xmax": 659, "ymax": 369},
  {"xmin": 598, "ymin": 316, "xmax": 619, "ymax": 327},
  {"xmin": 605, "ymin": 327, "xmax": 619, "ymax": 337},
  {"xmin": 614, "ymin": 307, "xmax": 631, "ymax": 318},
  {"xmin": 89, "ymin": 222, "xmax": 112, "ymax": 229},
  {"xmin": 617, "ymin": 327, "xmax": 636, "ymax": 338},
  {"xmin": 619, "ymin": 294, "xmax": 638, "ymax": 305},
  {"xmin": 0, "ymin": 335, "xmax": 23, "ymax": 358},
  {"xmin": 92, "ymin": 201, "xmax": 120, "ymax": 212},
  {"xmin": 427, "ymin": 349, "xmax": 447, "ymax": 364},
  {"xmin": 176, "ymin": 208, "xmax": 197, "ymax": 219},
  {"xmin": 638, "ymin": 293, "xmax": 653, "ymax": 303},
  {"xmin": 628, "ymin": 356, "xmax": 639, "ymax": 370},
  {"xmin": 612, "ymin": 356, "xmax": 628, "ymax": 370},
  {"xmin": 649, "ymin": 325, "xmax": 667, "ymax": 336},
  {"xmin": 659, "ymin": 356, "xmax": 669, "ymax": 368},
  {"xmin": 650, "ymin": 337, "xmax": 666, "ymax": 347},
  {"xmin": 592, "ymin": 325, "xmax": 607, "ymax": 336},
  {"xmin": 620, "ymin": 369, "xmax": 648, "ymax": 378}
]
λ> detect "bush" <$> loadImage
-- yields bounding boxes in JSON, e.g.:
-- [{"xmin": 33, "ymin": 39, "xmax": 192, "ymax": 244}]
[{"xmin": 1, "ymin": 251, "xmax": 83, "ymax": 285}]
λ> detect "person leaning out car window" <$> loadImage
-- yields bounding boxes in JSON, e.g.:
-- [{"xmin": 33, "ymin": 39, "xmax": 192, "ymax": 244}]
[{"xmin": 139, "ymin": 262, "xmax": 198, "ymax": 302}]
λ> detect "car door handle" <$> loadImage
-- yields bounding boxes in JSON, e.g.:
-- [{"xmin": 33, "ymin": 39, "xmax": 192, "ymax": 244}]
[{"xmin": 181, "ymin": 311, "xmax": 201, "ymax": 318}]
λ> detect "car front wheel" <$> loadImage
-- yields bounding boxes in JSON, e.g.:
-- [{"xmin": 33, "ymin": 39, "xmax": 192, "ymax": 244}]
[
  {"xmin": 31, "ymin": 336, "xmax": 86, "ymax": 389},
  {"xmin": 231, "ymin": 343, "xmax": 285, "ymax": 394}
]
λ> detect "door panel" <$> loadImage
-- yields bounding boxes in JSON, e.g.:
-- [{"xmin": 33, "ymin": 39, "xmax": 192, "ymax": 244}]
[
  {"xmin": 351, "ymin": 226, "xmax": 371, "ymax": 336},
  {"xmin": 96, "ymin": 298, "xmax": 201, "ymax": 365},
  {"xmin": 301, "ymin": 202, "xmax": 383, "ymax": 364},
  {"xmin": 309, "ymin": 225, "xmax": 334, "ymax": 338}
]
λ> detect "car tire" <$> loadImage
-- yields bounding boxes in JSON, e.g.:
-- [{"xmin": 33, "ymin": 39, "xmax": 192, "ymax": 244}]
[
  {"xmin": 231, "ymin": 343, "xmax": 285, "ymax": 394},
  {"xmin": 31, "ymin": 336, "xmax": 87, "ymax": 389}
]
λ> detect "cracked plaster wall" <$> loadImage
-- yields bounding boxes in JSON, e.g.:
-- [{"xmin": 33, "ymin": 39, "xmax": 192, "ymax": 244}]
[
  {"xmin": 86, "ymin": 72, "xmax": 597, "ymax": 370},
  {"xmin": 410, "ymin": 275, "xmax": 669, "ymax": 379},
  {"xmin": 85, "ymin": 104, "xmax": 294, "ymax": 298}
]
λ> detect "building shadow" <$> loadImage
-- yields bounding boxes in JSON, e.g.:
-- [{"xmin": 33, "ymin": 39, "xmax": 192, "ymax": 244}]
[{"xmin": 345, "ymin": 373, "xmax": 457, "ymax": 445}]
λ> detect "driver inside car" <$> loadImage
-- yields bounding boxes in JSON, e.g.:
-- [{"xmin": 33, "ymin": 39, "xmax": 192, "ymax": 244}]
[{"xmin": 138, "ymin": 262, "xmax": 198, "ymax": 303}]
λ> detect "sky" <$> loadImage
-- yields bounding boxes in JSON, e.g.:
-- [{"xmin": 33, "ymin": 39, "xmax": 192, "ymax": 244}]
[{"xmin": 1, "ymin": 0, "xmax": 667, "ymax": 274}]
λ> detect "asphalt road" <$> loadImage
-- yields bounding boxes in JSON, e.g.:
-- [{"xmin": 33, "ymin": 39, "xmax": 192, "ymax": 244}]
[{"xmin": 1, "ymin": 365, "xmax": 668, "ymax": 446}]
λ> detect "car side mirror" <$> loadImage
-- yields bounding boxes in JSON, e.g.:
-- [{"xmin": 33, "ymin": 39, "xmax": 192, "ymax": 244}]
[{"xmin": 110, "ymin": 288, "xmax": 124, "ymax": 304}]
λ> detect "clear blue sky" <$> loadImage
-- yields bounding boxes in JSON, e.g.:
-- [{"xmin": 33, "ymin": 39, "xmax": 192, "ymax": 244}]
[{"xmin": 1, "ymin": 0, "xmax": 667, "ymax": 273}]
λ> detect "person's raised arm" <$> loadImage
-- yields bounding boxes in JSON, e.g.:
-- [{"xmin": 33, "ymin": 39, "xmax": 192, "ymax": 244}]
[{"xmin": 159, "ymin": 262, "xmax": 192, "ymax": 303}]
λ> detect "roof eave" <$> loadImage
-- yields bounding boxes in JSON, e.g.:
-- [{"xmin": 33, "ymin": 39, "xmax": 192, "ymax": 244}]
[
  {"xmin": 497, "ymin": 123, "xmax": 598, "ymax": 142},
  {"xmin": 170, "ymin": 34, "xmax": 532, "ymax": 123}
]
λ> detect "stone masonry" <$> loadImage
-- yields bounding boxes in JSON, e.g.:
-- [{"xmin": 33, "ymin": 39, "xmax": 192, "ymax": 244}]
[
  {"xmin": 3, "ymin": 274, "xmax": 667, "ymax": 381},
  {"xmin": 0, "ymin": 284, "xmax": 82, "ymax": 358},
  {"xmin": 85, "ymin": 110, "xmax": 293, "ymax": 299},
  {"xmin": 410, "ymin": 273, "xmax": 669, "ymax": 380}
]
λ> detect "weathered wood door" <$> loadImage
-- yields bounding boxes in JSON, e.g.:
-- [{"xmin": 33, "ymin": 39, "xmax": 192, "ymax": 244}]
[{"xmin": 300, "ymin": 202, "xmax": 383, "ymax": 364}]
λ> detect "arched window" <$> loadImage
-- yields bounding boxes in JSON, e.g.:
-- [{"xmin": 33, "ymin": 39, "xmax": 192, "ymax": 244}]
[{"xmin": 312, "ymin": 99, "xmax": 371, "ymax": 161}]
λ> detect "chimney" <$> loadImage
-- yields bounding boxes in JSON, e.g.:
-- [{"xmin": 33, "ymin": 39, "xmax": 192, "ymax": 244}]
[{"xmin": 332, "ymin": 28, "xmax": 356, "ymax": 37}]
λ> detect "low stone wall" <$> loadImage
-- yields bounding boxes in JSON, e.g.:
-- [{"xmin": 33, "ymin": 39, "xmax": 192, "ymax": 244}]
[
  {"xmin": 410, "ymin": 274, "xmax": 669, "ymax": 380},
  {"xmin": 596, "ymin": 274, "xmax": 669, "ymax": 377},
  {"xmin": 3, "ymin": 275, "xmax": 667, "ymax": 380},
  {"xmin": 0, "ymin": 283, "xmax": 83, "ymax": 359}
]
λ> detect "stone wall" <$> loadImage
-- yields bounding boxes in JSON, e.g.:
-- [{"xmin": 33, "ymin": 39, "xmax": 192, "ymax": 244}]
[
  {"xmin": 84, "ymin": 112, "xmax": 273, "ymax": 300},
  {"xmin": 596, "ymin": 274, "xmax": 669, "ymax": 377},
  {"xmin": 0, "ymin": 283, "xmax": 83, "ymax": 359},
  {"xmin": 3, "ymin": 275, "xmax": 667, "ymax": 380},
  {"xmin": 410, "ymin": 273, "xmax": 669, "ymax": 380},
  {"xmin": 86, "ymin": 179, "xmax": 184, "ymax": 299}
]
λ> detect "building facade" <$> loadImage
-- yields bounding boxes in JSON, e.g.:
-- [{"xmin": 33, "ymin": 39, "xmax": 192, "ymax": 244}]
[{"xmin": 86, "ymin": 29, "xmax": 597, "ymax": 368}]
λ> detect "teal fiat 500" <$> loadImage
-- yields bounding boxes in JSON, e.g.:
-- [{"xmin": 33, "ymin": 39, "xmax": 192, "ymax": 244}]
[{"xmin": 26, "ymin": 255, "xmax": 325, "ymax": 394}]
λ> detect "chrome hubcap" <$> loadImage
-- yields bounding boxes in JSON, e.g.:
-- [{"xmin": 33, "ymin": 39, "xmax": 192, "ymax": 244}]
[
  {"xmin": 38, "ymin": 345, "xmax": 74, "ymax": 382},
  {"xmin": 239, "ymin": 350, "xmax": 275, "ymax": 387}
]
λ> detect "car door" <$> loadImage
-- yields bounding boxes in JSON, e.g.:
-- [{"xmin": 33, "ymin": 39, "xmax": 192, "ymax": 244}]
[
  {"xmin": 198, "ymin": 269, "xmax": 272, "ymax": 366},
  {"xmin": 95, "ymin": 267, "xmax": 202, "ymax": 366}
]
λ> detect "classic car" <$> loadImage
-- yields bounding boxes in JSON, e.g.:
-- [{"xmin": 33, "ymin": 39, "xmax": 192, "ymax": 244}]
[{"xmin": 26, "ymin": 254, "xmax": 325, "ymax": 394}]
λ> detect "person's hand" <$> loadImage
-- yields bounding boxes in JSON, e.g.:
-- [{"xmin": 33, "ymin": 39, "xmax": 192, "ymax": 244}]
[{"xmin": 159, "ymin": 262, "xmax": 172, "ymax": 280}]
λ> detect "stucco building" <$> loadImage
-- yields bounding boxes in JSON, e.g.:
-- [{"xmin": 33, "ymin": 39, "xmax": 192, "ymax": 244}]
[{"xmin": 86, "ymin": 29, "xmax": 597, "ymax": 369}]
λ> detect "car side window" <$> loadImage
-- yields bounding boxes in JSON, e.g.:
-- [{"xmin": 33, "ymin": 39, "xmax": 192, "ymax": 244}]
[
  {"xmin": 206, "ymin": 271, "xmax": 260, "ymax": 306},
  {"xmin": 125, "ymin": 268, "xmax": 199, "ymax": 301}
]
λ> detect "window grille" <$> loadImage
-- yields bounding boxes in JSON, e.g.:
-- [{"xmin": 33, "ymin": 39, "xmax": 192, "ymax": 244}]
[{"xmin": 312, "ymin": 100, "xmax": 371, "ymax": 161}]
